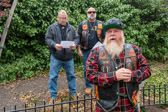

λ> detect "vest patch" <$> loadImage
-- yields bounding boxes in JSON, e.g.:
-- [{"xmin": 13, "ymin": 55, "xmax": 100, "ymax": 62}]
[
  {"xmin": 132, "ymin": 91, "xmax": 137, "ymax": 106},
  {"xmin": 99, "ymin": 50, "xmax": 108, "ymax": 59},
  {"xmin": 97, "ymin": 30, "xmax": 101, "ymax": 35},
  {"xmin": 82, "ymin": 31, "xmax": 87, "ymax": 37},
  {"xmin": 95, "ymin": 26, "xmax": 97, "ymax": 31},
  {"xmin": 83, "ymin": 25, "xmax": 87, "ymax": 30},
  {"xmin": 98, "ymin": 24, "xmax": 103, "ymax": 29},
  {"xmin": 101, "ymin": 64, "xmax": 111, "ymax": 73}
]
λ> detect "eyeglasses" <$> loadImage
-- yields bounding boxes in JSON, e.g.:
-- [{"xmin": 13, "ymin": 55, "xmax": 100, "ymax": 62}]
[
  {"xmin": 87, "ymin": 11, "xmax": 96, "ymax": 14},
  {"xmin": 58, "ymin": 17, "xmax": 67, "ymax": 21}
]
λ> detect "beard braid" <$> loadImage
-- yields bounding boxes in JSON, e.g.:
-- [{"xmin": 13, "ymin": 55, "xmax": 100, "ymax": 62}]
[{"xmin": 103, "ymin": 33, "xmax": 125, "ymax": 58}]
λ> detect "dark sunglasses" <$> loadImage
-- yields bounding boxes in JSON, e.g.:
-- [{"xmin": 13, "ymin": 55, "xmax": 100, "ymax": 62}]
[{"xmin": 87, "ymin": 11, "xmax": 96, "ymax": 14}]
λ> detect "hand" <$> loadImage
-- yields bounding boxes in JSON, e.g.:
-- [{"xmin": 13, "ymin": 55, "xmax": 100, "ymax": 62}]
[
  {"xmin": 77, "ymin": 49, "xmax": 83, "ymax": 57},
  {"xmin": 55, "ymin": 44, "xmax": 62, "ymax": 50},
  {"xmin": 69, "ymin": 44, "xmax": 76, "ymax": 50},
  {"xmin": 115, "ymin": 68, "xmax": 132, "ymax": 82}
]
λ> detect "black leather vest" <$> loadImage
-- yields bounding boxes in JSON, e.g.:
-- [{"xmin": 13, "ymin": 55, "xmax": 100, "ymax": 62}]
[
  {"xmin": 96, "ymin": 44, "xmax": 139, "ymax": 111},
  {"xmin": 81, "ymin": 20, "xmax": 103, "ymax": 50}
]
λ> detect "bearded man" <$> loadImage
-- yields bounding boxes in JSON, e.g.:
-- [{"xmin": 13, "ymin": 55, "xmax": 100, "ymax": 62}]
[
  {"xmin": 77, "ymin": 7, "xmax": 105, "ymax": 95},
  {"xmin": 86, "ymin": 18, "xmax": 151, "ymax": 112}
]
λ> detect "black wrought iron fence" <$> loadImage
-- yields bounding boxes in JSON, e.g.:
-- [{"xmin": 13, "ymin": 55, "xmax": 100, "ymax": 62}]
[
  {"xmin": 141, "ymin": 85, "xmax": 168, "ymax": 106},
  {"xmin": 4, "ymin": 94, "xmax": 96, "ymax": 112},
  {"xmin": 3, "ymin": 85, "xmax": 168, "ymax": 112}
]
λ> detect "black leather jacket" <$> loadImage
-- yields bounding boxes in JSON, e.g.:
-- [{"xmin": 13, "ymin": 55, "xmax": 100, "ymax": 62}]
[{"xmin": 45, "ymin": 22, "xmax": 79, "ymax": 61}]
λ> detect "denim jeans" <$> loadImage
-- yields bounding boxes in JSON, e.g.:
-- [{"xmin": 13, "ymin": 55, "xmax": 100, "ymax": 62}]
[
  {"xmin": 49, "ymin": 55, "xmax": 76, "ymax": 98},
  {"xmin": 82, "ymin": 49, "xmax": 92, "ymax": 88}
]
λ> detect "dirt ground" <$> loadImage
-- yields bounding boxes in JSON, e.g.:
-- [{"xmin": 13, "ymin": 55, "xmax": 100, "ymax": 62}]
[
  {"xmin": 0, "ymin": 74, "xmax": 87, "ymax": 111},
  {"xmin": 0, "ymin": 74, "xmax": 167, "ymax": 112}
]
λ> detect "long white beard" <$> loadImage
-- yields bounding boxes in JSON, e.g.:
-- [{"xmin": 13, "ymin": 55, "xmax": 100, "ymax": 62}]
[{"xmin": 103, "ymin": 35, "xmax": 125, "ymax": 58}]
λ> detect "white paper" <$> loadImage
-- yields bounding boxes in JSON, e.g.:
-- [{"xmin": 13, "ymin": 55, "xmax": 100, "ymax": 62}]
[
  {"xmin": 60, "ymin": 41, "xmax": 75, "ymax": 48},
  {"xmin": 92, "ymin": 41, "xmax": 103, "ymax": 49},
  {"xmin": 139, "ymin": 81, "xmax": 144, "ymax": 88}
]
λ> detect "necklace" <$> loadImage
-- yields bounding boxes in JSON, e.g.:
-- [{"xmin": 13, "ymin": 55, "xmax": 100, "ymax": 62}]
[{"xmin": 89, "ymin": 22, "xmax": 95, "ymax": 31}]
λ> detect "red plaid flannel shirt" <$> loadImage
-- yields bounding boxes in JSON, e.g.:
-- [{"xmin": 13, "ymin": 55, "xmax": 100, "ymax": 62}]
[{"xmin": 86, "ymin": 44, "xmax": 151, "ymax": 112}]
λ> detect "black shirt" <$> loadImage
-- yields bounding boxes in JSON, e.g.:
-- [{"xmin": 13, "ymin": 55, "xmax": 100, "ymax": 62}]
[{"xmin": 59, "ymin": 23, "xmax": 68, "ymax": 41}]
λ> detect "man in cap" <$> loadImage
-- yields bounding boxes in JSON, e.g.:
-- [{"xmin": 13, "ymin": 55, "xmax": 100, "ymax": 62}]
[
  {"xmin": 77, "ymin": 7, "xmax": 105, "ymax": 95},
  {"xmin": 86, "ymin": 18, "xmax": 151, "ymax": 112}
]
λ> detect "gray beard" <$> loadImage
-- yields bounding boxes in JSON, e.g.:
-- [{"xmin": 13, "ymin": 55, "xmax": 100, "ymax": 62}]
[{"xmin": 88, "ymin": 15, "xmax": 96, "ymax": 20}]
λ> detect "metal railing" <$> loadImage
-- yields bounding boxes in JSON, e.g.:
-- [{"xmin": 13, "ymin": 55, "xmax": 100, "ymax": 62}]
[
  {"xmin": 141, "ymin": 85, "xmax": 168, "ymax": 106},
  {"xmin": 3, "ymin": 85, "xmax": 168, "ymax": 112}
]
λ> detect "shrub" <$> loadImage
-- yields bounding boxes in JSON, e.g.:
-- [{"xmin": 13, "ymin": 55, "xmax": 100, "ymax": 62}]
[{"xmin": 0, "ymin": 0, "xmax": 167, "ymax": 83}]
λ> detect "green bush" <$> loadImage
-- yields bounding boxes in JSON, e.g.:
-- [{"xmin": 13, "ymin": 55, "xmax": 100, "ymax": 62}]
[
  {"xmin": 0, "ymin": 52, "xmax": 49, "ymax": 85},
  {"xmin": 0, "ymin": 0, "xmax": 168, "ymax": 83}
]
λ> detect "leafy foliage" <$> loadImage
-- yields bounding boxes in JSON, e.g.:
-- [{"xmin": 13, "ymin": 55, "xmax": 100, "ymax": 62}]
[{"xmin": 0, "ymin": 0, "xmax": 168, "ymax": 84}]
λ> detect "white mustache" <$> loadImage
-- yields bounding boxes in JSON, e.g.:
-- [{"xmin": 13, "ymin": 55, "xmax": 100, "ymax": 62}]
[{"xmin": 108, "ymin": 36, "xmax": 116, "ymax": 40}]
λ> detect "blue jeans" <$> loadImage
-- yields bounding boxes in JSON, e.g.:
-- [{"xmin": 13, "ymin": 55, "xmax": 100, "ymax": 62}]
[
  {"xmin": 82, "ymin": 49, "xmax": 92, "ymax": 88},
  {"xmin": 49, "ymin": 55, "xmax": 76, "ymax": 98}
]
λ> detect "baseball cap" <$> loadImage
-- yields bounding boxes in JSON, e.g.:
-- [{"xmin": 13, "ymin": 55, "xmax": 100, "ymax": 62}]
[{"xmin": 103, "ymin": 18, "xmax": 123, "ymax": 31}]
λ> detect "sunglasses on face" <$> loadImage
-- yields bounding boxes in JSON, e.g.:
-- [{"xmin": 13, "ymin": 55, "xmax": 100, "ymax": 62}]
[{"xmin": 87, "ymin": 11, "xmax": 96, "ymax": 14}]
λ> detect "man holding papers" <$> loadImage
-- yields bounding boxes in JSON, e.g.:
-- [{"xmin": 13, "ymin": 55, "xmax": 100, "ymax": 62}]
[{"xmin": 45, "ymin": 10, "xmax": 79, "ymax": 102}]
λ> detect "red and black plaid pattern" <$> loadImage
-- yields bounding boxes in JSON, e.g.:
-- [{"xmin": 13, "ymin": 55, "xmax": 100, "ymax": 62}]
[{"xmin": 86, "ymin": 44, "xmax": 151, "ymax": 112}]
